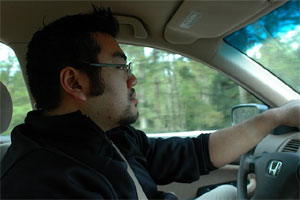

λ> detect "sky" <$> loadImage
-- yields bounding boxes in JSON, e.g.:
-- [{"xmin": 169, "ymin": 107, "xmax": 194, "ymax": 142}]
[{"xmin": 0, "ymin": 43, "xmax": 15, "ymax": 62}]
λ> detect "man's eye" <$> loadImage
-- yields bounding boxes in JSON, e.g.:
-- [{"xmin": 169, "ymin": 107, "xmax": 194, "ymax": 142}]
[{"xmin": 117, "ymin": 65, "xmax": 126, "ymax": 70}]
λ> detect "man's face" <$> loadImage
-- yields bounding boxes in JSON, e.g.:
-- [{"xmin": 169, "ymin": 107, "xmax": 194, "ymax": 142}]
[{"xmin": 84, "ymin": 33, "xmax": 139, "ymax": 130}]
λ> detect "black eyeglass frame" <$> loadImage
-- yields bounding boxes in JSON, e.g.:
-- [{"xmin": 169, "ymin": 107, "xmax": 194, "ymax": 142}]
[{"xmin": 84, "ymin": 62, "xmax": 132, "ymax": 76}]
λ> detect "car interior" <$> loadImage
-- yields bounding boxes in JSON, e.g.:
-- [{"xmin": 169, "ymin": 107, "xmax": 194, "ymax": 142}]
[{"xmin": 1, "ymin": 0, "xmax": 299, "ymax": 199}]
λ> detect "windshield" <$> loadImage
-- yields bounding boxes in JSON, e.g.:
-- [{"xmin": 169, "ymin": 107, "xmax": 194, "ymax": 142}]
[{"xmin": 225, "ymin": 0, "xmax": 300, "ymax": 93}]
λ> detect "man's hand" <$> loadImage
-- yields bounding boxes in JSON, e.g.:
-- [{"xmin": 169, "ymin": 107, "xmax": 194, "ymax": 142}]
[{"xmin": 209, "ymin": 99, "xmax": 300, "ymax": 168}]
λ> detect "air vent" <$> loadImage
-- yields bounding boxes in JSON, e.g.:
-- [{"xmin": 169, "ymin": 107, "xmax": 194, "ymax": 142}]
[{"xmin": 282, "ymin": 139, "xmax": 300, "ymax": 152}]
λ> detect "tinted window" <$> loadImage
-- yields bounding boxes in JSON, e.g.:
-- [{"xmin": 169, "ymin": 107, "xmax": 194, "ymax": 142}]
[{"xmin": 225, "ymin": 0, "xmax": 300, "ymax": 93}]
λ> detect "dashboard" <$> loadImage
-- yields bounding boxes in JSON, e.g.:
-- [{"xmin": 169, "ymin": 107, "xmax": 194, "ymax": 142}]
[{"xmin": 255, "ymin": 128, "xmax": 300, "ymax": 155}]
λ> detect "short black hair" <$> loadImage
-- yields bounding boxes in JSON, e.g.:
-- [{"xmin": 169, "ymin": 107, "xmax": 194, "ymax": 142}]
[{"xmin": 26, "ymin": 6, "xmax": 119, "ymax": 110}]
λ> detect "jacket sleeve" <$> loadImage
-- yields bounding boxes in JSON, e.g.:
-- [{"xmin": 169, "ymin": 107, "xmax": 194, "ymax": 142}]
[{"xmin": 136, "ymin": 131, "xmax": 217, "ymax": 185}]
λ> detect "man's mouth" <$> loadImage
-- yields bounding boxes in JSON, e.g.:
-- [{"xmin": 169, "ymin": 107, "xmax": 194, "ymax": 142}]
[{"xmin": 129, "ymin": 88, "xmax": 138, "ymax": 105}]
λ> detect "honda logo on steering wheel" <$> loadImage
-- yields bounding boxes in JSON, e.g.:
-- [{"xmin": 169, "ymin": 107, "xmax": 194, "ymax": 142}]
[{"xmin": 268, "ymin": 160, "xmax": 282, "ymax": 176}]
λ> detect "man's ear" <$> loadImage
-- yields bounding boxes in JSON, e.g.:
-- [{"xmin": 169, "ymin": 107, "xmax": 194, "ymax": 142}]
[{"xmin": 60, "ymin": 67, "xmax": 88, "ymax": 101}]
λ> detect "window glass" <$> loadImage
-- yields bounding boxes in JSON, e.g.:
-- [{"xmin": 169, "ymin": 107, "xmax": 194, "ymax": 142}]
[
  {"xmin": 121, "ymin": 44, "xmax": 261, "ymax": 133},
  {"xmin": 0, "ymin": 43, "xmax": 32, "ymax": 135},
  {"xmin": 225, "ymin": 0, "xmax": 300, "ymax": 93}
]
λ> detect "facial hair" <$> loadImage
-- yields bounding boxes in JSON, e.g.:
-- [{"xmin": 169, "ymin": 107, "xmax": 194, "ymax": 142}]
[{"xmin": 118, "ymin": 88, "xmax": 139, "ymax": 125}]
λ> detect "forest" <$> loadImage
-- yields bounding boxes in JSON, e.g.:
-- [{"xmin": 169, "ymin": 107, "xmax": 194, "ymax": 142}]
[{"xmin": 121, "ymin": 44, "xmax": 261, "ymax": 133}]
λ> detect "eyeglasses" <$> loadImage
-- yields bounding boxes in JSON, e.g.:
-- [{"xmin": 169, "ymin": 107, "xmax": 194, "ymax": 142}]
[{"xmin": 85, "ymin": 62, "xmax": 132, "ymax": 76}]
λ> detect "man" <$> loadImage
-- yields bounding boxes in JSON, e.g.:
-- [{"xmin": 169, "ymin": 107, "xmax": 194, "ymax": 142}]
[{"xmin": 1, "ymin": 7, "xmax": 299, "ymax": 199}]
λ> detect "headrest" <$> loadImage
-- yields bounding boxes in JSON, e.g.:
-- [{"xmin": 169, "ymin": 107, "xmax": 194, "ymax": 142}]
[{"xmin": 0, "ymin": 81, "xmax": 13, "ymax": 134}]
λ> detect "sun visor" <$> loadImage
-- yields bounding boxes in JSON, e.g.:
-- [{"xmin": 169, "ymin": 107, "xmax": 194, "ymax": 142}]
[{"xmin": 164, "ymin": 0, "xmax": 269, "ymax": 44}]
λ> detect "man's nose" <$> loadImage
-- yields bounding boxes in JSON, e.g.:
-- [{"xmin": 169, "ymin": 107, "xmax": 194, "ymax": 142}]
[{"xmin": 127, "ymin": 74, "xmax": 137, "ymax": 88}]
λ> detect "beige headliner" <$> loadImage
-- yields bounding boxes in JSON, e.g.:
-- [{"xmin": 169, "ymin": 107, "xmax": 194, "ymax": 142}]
[{"xmin": 0, "ymin": 0, "xmax": 288, "ymax": 103}]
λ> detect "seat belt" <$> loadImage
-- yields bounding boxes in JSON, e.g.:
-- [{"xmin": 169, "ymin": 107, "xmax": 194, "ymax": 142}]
[{"xmin": 112, "ymin": 143, "xmax": 148, "ymax": 199}]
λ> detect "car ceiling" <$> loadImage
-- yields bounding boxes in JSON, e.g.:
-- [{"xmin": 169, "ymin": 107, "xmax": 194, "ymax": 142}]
[{"xmin": 1, "ymin": 0, "xmax": 287, "ymax": 78}]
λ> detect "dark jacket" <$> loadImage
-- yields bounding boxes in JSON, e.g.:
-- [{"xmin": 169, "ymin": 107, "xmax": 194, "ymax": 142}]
[{"xmin": 1, "ymin": 111, "xmax": 216, "ymax": 199}]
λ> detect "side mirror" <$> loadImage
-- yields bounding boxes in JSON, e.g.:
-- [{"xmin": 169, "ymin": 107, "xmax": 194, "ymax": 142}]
[{"xmin": 231, "ymin": 104, "xmax": 268, "ymax": 125}]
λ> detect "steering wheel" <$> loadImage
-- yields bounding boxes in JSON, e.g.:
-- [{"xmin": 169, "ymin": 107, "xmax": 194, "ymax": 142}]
[{"xmin": 237, "ymin": 150, "xmax": 300, "ymax": 199}]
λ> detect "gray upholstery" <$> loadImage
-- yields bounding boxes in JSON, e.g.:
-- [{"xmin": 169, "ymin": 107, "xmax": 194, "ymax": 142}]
[
  {"xmin": 0, "ymin": 81, "xmax": 13, "ymax": 162},
  {"xmin": 0, "ymin": 81, "xmax": 13, "ymax": 134}
]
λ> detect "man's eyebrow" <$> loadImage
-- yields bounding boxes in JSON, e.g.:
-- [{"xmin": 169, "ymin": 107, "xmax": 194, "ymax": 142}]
[{"xmin": 112, "ymin": 52, "xmax": 127, "ymax": 61}]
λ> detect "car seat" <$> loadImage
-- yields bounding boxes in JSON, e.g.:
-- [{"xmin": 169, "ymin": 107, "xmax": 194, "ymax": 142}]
[{"xmin": 0, "ymin": 81, "xmax": 13, "ymax": 161}]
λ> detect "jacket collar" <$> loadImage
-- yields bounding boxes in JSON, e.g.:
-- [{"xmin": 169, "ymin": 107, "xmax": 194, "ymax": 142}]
[{"xmin": 25, "ymin": 110, "xmax": 104, "ymax": 137}]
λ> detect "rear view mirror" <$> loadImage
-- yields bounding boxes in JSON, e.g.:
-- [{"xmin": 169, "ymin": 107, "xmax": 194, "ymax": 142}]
[{"xmin": 231, "ymin": 104, "xmax": 268, "ymax": 125}]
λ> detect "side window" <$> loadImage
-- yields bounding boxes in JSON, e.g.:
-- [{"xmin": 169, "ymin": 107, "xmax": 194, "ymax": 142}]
[
  {"xmin": 0, "ymin": 43, "xmax": 32, "ymax": 135},
  {"xmin": 121, "ymin": 44, "xmax": 261, "ymax": 133}
]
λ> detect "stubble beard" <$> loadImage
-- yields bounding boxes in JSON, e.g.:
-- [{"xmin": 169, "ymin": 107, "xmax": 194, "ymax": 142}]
[
  {"xmin": 118, "ymin": 88, "xmax": 139, "ymax": 125},
  {"xmin": 118, "ymin": 104, "xmax": 139, "ymax": 125}
]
